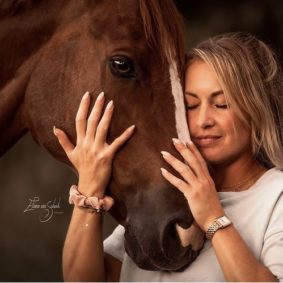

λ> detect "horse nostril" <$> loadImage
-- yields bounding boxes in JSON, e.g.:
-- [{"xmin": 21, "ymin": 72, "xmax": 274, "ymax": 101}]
[
  {"xmin": 160, "ymin": 214, "xmax": 203, "ymax": 256},
  {"xmin": 161, "ymin": 220, "xmax": 184, "ymax": 259},
  {"xmin": 176, "ymin": 222, "xmax": 205, "ymax": 250}
]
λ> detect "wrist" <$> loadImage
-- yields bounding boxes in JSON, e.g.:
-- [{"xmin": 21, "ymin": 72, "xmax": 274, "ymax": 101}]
[
  {"xmin": 205, "ymin": 215, "xmax": 232, "ymax": 240},
  {"xmin": 78, "ymin": 182, "xmax": 105, "ymax": 198},
  {"xmin": 203, "ymin": 208, "xmax": 225, "ymax": 231},
  {"xmin": 69, "ymin": 185, "xmax": 114, "ymax": 213}
]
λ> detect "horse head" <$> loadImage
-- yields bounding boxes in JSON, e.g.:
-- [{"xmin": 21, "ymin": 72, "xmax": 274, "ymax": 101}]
[{"xmin": 0, "ymin": 0, "xmax": 205, "ymax": 271}]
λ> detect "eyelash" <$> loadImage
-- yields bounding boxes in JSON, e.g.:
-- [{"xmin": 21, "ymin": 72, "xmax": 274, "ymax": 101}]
[
  {"xmin": 186, "ymin": 104, "xmax": 229, "ymax": 110},
  {"xmin": 186, "ymin": 105, "xmax": 197, "ymax": 110},
  {"xmin": 216, "ymin": 104, "xmax": 229, "ymax": 109}
]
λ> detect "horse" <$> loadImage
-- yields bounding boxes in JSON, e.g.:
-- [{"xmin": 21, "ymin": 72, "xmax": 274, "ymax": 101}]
[{"xmin": 0, "ymin": 0, "xmax": 205, "ymax": 271}]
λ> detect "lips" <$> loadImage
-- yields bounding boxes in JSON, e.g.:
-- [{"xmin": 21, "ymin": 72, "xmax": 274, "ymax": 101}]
[{"xmin": 193, "ymin": 135, "xmax": 221, "ymax": 146}]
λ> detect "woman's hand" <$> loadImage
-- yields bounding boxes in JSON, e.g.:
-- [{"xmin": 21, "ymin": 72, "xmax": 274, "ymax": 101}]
[
  {"xmin": 53, "ymin": 91, "xmax": 135, "ymax": 198},
  {"xmin": 160, "ymin": 138, "xmax": 224, "ymax": 232}
]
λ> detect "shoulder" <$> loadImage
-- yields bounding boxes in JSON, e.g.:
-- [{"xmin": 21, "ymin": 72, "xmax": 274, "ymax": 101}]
[
  {"xmin": 260, "ymin": 170, "xmax": 283, "ymax": 281},
  {"xmin": 262, "ymin": 167, "xmax": 283, "ymax": 180},
  {"xmin": 255, "ymin": 168, "xmax": 283, "ymax": 232},
  {"xmin": 251, "ymin": 168, "xmax": 283, "ymax": 209},
  {"xmin": 254, "ymin": 167, "xmax": 283, "ymax": 195}
]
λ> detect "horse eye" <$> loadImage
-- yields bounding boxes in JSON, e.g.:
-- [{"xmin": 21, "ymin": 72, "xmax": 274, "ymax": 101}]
[{"xmin": 109, "ymin": 56, "xmax": 135, "ymax": 78}]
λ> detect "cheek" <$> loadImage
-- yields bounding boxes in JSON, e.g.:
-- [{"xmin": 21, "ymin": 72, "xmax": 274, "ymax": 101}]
[
  {"xmin": 220, "ymin": 114, "xmax": 238, "ymax": 138},
  {"xmin": 235, "ymin": 127, "xmax": 251, "ymax": 147},
  {"xmin": 226, "ymin": 119, "xmax": 251, "ymax": 149}
]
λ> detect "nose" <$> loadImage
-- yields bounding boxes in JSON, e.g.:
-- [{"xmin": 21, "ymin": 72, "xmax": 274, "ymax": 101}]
[
  {"xmin": 123, "ymin": 187, "xmax": 204, "ymax": 271},
  {"xmin": 124, "ymin": 210, "xmax": 199, "ymax": 271},
  {"xmin": 196, "ymin": 104, "xmax": 215, "ymax": 129}
]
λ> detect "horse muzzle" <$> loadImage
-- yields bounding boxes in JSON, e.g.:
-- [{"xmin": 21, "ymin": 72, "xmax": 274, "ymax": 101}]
[{"xmin": 124, "ymin": 211, "xmax": 205, "ymax": 271}]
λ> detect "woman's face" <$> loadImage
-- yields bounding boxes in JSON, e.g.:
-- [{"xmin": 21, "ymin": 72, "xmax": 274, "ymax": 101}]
[{"xmin": 185, "ymin": 59, "xmax": 252, "ymax": 165}]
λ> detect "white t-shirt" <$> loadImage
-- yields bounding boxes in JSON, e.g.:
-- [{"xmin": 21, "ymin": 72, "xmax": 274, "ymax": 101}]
[{"xmin": 104, "ymin": 168, "xmax": 283, "ymax": 281}]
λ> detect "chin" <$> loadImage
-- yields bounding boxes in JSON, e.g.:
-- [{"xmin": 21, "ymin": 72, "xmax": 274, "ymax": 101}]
[
  {"xmin": 198, "ymin": 150, "xmax": 220, "ymax": 162},
  {"xmin": 201, "ymin": 153, "xmax": 228, "ymax": 165}
]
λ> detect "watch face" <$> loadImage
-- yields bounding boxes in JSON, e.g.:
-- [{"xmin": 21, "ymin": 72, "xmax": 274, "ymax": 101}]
[{"xmin": 217, "ymin": 216, "xmax": 232, "ymax": 227}]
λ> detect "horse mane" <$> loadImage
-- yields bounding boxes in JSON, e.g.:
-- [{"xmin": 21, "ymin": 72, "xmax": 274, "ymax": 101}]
[{"xmin": 138, "ymin": 0, "xmax": 185, "ymax": 75}]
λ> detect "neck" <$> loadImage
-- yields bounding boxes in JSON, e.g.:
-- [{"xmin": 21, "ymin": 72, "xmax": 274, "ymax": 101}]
[{"xmin": 209, "ymin": 154, "xmax": 267, "ymax": 192}]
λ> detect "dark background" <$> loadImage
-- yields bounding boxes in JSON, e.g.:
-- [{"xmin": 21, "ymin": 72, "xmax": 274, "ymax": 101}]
[{"xmin": 0, "ymin": 0, "xmax": 282, "ymax": 281}]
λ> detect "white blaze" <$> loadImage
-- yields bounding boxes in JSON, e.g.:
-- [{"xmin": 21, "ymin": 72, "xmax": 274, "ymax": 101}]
[
  {"xmin": 169, "ymin": 60, "xmax": 191, "ymax": 143},
  {"xmin": 169, "ymin": 60, "xmax": 204, "ymax": 252}
]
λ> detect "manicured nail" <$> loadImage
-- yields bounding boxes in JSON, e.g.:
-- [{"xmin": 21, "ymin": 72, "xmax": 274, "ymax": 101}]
[
  {"xmin": 172, "ymin": 138, "xmax": 181, "ymax": 145},
  {"xmin": 106, "ymin": 100, "xmax": 113, "ymax": 109},
  {"xmin": 187, "ymin": 140, "xmax": 194, "ymax": 146},
  {"xmin": 53, "ymin": 125, "xmax": 57, "ymax": 136},
  {"xmin": 128, "ymin": 125, "xmax": 136, "ymax": 131},
  {"xmin": 97, "ymin": 91, "xmax": 105, "ymax": 100},
  {"xmin": 83, "ymin": 91, "xmax": 90, "ymax": 99},
  {"xmin": 160, "ymin": 168, "xmax": 168, "ymax": 174},
  {"xmin": 161, "ymin": 151, "xmax": 170, "ymax": 157}
]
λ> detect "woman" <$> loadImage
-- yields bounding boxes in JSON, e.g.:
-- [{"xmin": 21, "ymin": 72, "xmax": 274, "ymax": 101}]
[{"xmin": 55, "ymin": 32, "xmax": 283, "ymax": 281}]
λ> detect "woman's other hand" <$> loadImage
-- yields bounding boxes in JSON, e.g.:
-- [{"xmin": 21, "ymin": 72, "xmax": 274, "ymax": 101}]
[
  {"xmin": 53, "ymin": 91, "xmax": 135, "ymax": 198},
  {"xmin": 161, "ymin": 138, "xmax": 224, "ymax": 231}
]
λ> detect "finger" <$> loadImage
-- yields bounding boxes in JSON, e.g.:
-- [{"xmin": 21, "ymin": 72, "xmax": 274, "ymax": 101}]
[
  {"xmin": 187, "ymin": 140, "xmax": 210, "ymax": 175},
  {"xmin": 53, "ymin": 126, "xmax": 75, "ymax": 156},
  {"xmin": 172, "ymin": 138, "xmax": 207, "ymax": 178},
  {"xmin": 94, "ymin": 100, "xmax": 114, "ymax": 145},
  {"xmin": 160, "ymin": 167, "xmax": 189, "ymax": 195},
  {"xmin": 76, "ymin": 91, "xmax": 90, "ymax": 144},
  {"xmin": 161, "ymin": 151, "xmax": 196, "ymax": 184},
  {"xmin": 85, "ymin": 91, "xmax": 105, "ymax": 139},
  {"xmin": 110, "ymin": 125, "xmax": 135, "ymax": 154}
]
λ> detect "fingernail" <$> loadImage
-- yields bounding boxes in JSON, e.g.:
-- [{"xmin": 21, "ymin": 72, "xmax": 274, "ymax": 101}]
[
  {"xmin": 160, "ymin": 168, "xmax": 168, "ymax": 174},
  {"xmin": 128, "ymin": 125, "xmax": 135, "ymax": 131},
  {"xmin": 106, "ymin": 100, "xmax": 113, "ymax": 109},
  {"xmin": 172, "ymin": 138, "xmax": 181, "ymax": 144},
  {"xmin": 187, "ymin": 140, "xmax": 194, "ymax": 146},
  {"xmin": 97, "ymin": 91, "xmax": 105, "ymax": 100},
  {"xmin": 83, "ymin": 91, "xmax": 90, "ymax": 99},
  {"xmin": 53, "ymin": 125, "xmax": 57, "ymax": 136},
  {"xmin": 161, "ymin": 151, "xmax": 170, "ymax": 157}
]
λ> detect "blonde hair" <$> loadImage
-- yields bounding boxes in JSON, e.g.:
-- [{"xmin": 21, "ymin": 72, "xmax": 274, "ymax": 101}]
[{"xmin": 186, "ymin": 32, "xmax": 283, "ymax": 169}]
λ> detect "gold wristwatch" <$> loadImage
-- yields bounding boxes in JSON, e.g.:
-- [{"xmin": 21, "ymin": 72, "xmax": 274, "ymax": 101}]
[{"xmin": 206, "ymin": 215, "xmax": 232, "ymax": 240}]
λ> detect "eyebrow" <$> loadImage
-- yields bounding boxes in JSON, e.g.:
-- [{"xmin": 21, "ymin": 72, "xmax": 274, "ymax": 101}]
[{"xmin": 185, "ymin": 90, "xmax": 224, "ymax": 98}]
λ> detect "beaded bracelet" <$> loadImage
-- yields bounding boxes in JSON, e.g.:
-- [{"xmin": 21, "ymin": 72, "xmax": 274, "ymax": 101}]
[{"xmin": 69, "ymin": 185, "xmax": 114, "ymax": 213}]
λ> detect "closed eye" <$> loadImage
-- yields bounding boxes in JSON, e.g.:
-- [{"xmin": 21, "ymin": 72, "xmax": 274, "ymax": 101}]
[
  {"xmin": 215, "ymin": 104, "xmax": 229, "ymax": 109},
  {"xmin": 186, "ymin": 104, "xmax": 229, "ymax": 110},
  {"xmin": 186, "ymin": 105, "xmax": 198, "ymax": 110}
]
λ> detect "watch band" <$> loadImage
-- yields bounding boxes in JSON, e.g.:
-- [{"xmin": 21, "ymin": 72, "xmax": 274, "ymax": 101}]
[{"xmin": 206, "ymin": 215, "xmax": 232, "ymax": 240}]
